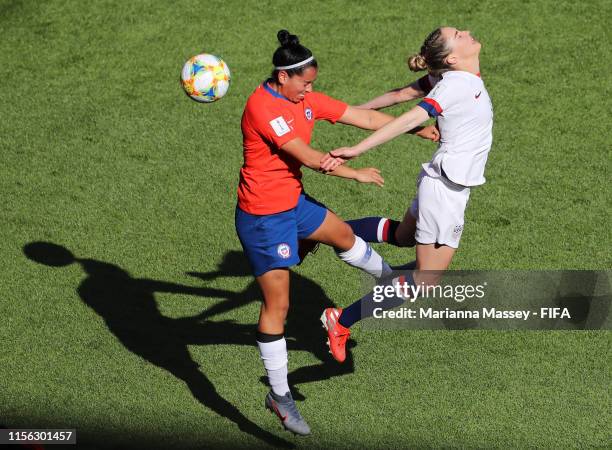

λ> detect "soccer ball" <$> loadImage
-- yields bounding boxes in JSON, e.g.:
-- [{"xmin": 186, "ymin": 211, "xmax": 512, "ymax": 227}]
[{"xmin": 181, "ymin": 53, "xmax": 231, "ymax": 103}]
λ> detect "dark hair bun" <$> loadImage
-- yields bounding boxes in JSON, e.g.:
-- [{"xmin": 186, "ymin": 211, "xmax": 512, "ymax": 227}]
[{"xmin": 277, "ymin": 29, "xmax": 300, "ymax": 47}]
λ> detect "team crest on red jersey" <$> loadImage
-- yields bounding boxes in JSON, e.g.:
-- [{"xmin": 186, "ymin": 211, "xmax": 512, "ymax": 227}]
[{"xmin": 304, "ymin": 107, "xmax": 313, "ymax": 121}]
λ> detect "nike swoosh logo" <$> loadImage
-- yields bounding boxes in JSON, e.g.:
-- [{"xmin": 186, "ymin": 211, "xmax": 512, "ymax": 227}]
[
  {"xmin": 475, "ymin": 92, "xmax": 482, "ymax": 99},
  {"xmin": 271, "ymin": 402, "xmax": 288, "ymax": 421}
]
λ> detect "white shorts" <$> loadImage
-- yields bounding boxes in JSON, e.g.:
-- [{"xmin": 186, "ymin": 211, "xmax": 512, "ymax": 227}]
[{"xmin": 409, "ymin": 170, "xmax": 471, "ymax": 248}]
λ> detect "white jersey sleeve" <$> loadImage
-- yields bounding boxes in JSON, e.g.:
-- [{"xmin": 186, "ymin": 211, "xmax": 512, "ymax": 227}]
[{"xmin": 417, "ymin": 77, "xmax": 463, "ymax": 118}]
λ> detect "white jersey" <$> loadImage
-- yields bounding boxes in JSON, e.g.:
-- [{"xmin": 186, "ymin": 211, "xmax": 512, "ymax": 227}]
[{"xmin": 417, "ymin": 71, "xmax": 493, "ymax": 187}]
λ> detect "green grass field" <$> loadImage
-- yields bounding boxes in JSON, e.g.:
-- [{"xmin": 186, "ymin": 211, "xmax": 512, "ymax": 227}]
[{"xmin": 1, "ymin": 0, "xmax": 611, "ymax": 448}]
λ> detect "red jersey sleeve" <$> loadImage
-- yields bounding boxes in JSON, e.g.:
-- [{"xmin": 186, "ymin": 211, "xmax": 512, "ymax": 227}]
[
  {"xmin": 244, "ymin": 100, "xmax": 300, "ymax": 148},
  {"xmin": 308, "ymin": 92, "xmax": 348, "ymax": 124}
]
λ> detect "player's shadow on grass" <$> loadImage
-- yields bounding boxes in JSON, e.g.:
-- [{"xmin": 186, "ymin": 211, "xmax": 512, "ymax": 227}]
[
  {"xmin": 23, "ymin": 241, "xmax": 293, "ymax": 449},
  {"xmin": 24, "ymin": 242, "xmax": 354, "ymax": 448}
]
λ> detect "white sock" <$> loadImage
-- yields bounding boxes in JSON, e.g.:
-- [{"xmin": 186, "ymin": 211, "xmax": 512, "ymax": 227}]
[
  {"xmin": 336, "ymin": 236, "xmax": 392, "ymax": 278},
  {"xmin": 257, "ymin": 338, "xmax": 290, "ymax": 396}
]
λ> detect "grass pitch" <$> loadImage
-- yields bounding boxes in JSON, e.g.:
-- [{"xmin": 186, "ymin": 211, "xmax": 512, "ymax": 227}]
[{"xmin": 1, "ymin": 0, "xmax": 610, "ymax": 448}]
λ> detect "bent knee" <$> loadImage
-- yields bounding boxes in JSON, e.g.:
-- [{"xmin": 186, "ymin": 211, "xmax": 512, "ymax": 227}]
[{"xmin": 340, "ymin": 221, "xmax": 355, "ymax": 241}]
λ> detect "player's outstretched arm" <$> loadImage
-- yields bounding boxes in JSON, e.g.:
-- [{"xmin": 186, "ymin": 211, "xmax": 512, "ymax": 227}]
[
  {"xmin": 321, "ymin": 105, "xmax": 430, "ymax": 170},
  {"xmin": 337, "ymin": 105, "xmax": 394, "ymax": 130},
  {"xmin": 338, "ymin": 106, "xmax": 439, "ymax": 141},
  {"xmin": 355, "ymin": 79, "xmax": 427, "ymax": 110},
  {"xmin": 279, "ymin": 138, "xmax": 384, "ymax": 186}
]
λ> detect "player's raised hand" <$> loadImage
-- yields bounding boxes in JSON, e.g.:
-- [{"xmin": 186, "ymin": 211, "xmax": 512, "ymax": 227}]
[
  {"xmin": 354, "ymin": 168, "xmax": 384, "ymax": 187},
  {"xmin": 415, "ymin": 124, "xmax": 440, "ymax": 142}
]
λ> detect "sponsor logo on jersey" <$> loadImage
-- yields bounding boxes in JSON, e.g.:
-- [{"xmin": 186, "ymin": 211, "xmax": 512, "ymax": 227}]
[
  {"xmin": 475, "ymin": 91, "xmax": 482, "ymax": 99},
  {"xmin": 304, "ymin": 107, "xmax": 313, "ymax": 121},
  {"xmin": 277, "ymin": 243, "xmax": 291, "ymax": 259}
]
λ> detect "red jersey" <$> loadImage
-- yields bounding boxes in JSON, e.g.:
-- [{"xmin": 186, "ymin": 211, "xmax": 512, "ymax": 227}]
[{"xmin": 237, "ymin": 81, "xmax": 348, "ymax": 215}]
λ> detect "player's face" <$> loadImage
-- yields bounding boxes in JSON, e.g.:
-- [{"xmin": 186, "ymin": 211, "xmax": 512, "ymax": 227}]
[
  {"xmin": 279, "ymin": 66, "xmax": 318, "ymax": 102},
  {"xmin": 442, "ymin": 27, "xmax": 481, "ymax": 62}
]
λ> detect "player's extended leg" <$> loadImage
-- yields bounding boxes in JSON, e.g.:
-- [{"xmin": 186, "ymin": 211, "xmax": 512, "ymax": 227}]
[
  {"xmin": 256, "ymin": 269, "xmax": 310, "ymax": 436},
  {"xmin": 321, "ymin": 243, "xmax": 456, "ymax": 363},
  {"xmin": 314, "ymin": 210, "xmax": 414, "ymax": 362},
  {"xmin": 345, "ymin": 213, "xmax": 417, "ymax": 248},
  {"xmin": 330, "ymin": 210, "xmax": 418, "ymax": 327},
  {"xmin": 306, "ymin": 210, "xmax": 392, "ymax": 279}
]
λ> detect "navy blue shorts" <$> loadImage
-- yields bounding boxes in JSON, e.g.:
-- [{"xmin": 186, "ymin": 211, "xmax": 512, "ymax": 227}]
[{"xmin": 235, "ymin": 193, "xmax": 328, "ymax": 277}]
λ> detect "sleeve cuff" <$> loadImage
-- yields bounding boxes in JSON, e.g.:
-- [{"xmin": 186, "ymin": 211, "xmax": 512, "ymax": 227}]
[
  {"xmin": 418, "ymin": 98, "xmax": 443, "ymax": 117},
  {"xmin": 324, "ymin": 102, "xmax": 349, "ymax": 124}
]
